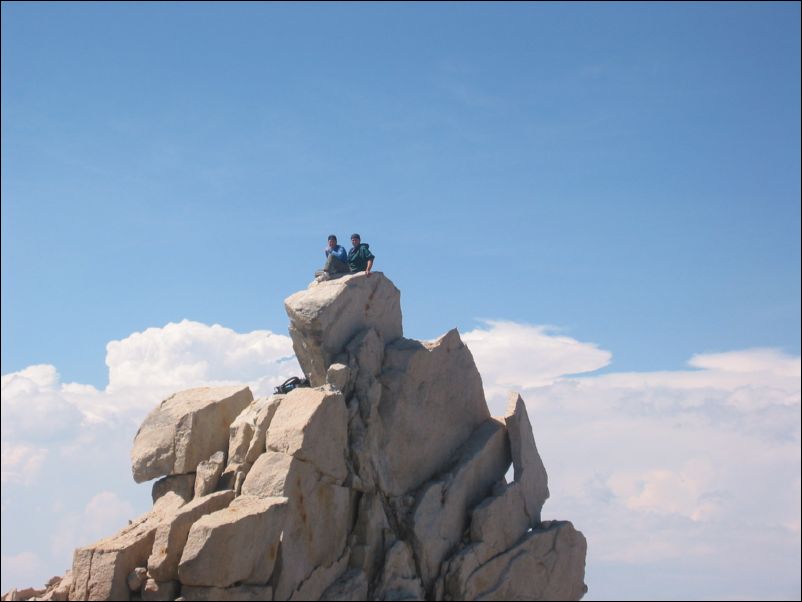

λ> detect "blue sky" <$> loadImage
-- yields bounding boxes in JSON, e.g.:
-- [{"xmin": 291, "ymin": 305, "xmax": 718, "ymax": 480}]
[
  {"xmin": 3, "ymin": 2, "xmax": 799, "ymax": 386},
  {"xmin": 2, "ymin": 3, "xmax": 800, "ymax": 600}
]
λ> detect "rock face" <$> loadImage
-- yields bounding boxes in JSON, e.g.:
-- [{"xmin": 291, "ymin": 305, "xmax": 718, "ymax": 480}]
[
  {"xmin": 409, "ymin": 418, "xmax": 511, "ymax": 590},
  {"xmin": 284, "ymin": 272, "xmax": 402, "ymax": 386},
  {"xmin": 69, "ymin": 496, "xmax": 184, "ymax": 601},
  {"xmin": 8, "ymin": 272, "xmax": 587, "ymax": 601},
  {"xmin": 147, "ymin": 491, "xmax": 235, "ymax": 581},
  {"xmin": 131, "ymin": 386, "xmax": 253, "ymax": 483},
  {"xmin": 178, "ymin": 495, "xmax": 288, "ymax": 588},
  {"xmin": 506, "ymin": 392, "xmax": 550, "ymax": 525},
  {"xmin": 376, "ymin": 329, "xmax": 492, "ymax": 496}
]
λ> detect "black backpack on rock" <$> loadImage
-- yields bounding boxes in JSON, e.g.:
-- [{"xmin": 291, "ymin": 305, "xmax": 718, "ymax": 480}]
[{"xmin": 274, "ymin": 376, "xmax": 311, "ymax": 395}]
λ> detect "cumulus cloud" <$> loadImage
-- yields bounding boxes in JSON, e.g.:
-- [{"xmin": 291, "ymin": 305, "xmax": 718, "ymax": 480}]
[
  {"xmin": 1, "ymin": 320, "xmax": 301, "ymax": 430},
  {"xmin": 1, "ymin": 442, "xmax": 48, "ymax": 486},
  {"xmin": 461, "ymin": 320, "xmax": 612, "ymax": 398},
  {"xmin": 1, "ymin": 320, "xmax": 301, "ymax": 592},
  {"xmin": 105, "ymin": 319, "xmax": 297, "ymax": 395},
  {"xmin": 1, "ymin": 365, "xmax": 84, "ymax": 440}
]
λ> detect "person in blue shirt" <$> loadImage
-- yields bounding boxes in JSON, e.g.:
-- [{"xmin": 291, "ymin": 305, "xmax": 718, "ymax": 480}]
[{"xmin": 315, "ymin": 235, "xmax": 349, "ymax": 281}]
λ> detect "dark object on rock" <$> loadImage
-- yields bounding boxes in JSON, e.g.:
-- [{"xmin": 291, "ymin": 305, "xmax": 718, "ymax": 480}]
[{"xmin": 274, "ymin": 376, "xmax": 311, "ymax": 395}]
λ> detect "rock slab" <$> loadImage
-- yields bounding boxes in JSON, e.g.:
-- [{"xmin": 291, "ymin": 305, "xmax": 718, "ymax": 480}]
[{"xmin": 131, "ymin": 386, "xmax": 253, "ymax": 483}]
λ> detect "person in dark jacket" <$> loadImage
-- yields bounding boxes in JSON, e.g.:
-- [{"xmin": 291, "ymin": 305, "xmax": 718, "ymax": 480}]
[{"xmin": 348, "ymin": 233, "xmax": 375, "ymax": 276}]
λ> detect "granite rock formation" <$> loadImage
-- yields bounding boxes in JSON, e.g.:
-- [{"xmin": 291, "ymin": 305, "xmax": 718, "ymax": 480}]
[{"xmin": 4, "ymin": 272, "xmax": 587, "ymax": 601}]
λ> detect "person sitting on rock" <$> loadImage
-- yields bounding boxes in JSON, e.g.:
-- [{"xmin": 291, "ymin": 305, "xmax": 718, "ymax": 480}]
[
  {"xmin": 315, "ymin": 235, "xmax": 350, "ymax": 281},
  {"xmin": 348, "ymin": 233, "xmax": 375, "ymax": 277}
]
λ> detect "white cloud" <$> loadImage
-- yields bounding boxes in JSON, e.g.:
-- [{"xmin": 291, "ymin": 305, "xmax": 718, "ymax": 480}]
[
  {"xmin": 1, "ymin": 320, "xmax": 301, "ymax": 431},
  {"xmin": 688, "ymin": 348, "xmax": 801, "ymax": 377},
  {"xmin": 462, "ymin": 320, "xmax": 612, "ymax": 396},
  {"xmin": 106, "ymin": 319, "xmax": 296, "ymax": 393},
  {"xmin": 0, "ymin": 552, "xmax": 44, "ymax": 591},
  {"xmin": 0, "ymin": 365, "xmax": 84, "ymax": 441},
  {"xmin": 51, "ymin": 492, "xmax": 136, "ymax": 560},
  {"xmin": 1, "ymin": 320, "xmax": 302, "ymax": 593},
  {"xmin": 97, "ymin": 319, "xmax": 300, "ymax": 418},
  {"xmin": 1, "ymin": 442, "xmax": 48, "ymax": 486},
  {"xmin": 1, "ymin": 364, "xmax": 59, "ymax": 389},
  {"xmin": 84, "ymin": 491, "xmax": 136, "ymax": 537},
  {"xmin": 461, "ymin": 321, "xmax": 800, "ymax": 600},
  {"xmin": 607, "ymin": 459, "xmax": 720, "ymax": 520}
]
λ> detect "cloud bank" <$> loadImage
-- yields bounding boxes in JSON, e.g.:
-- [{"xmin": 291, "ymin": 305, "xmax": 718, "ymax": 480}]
[{"xmin": 462, "ymin": 320, "xmax": 801, "ymax": 600}]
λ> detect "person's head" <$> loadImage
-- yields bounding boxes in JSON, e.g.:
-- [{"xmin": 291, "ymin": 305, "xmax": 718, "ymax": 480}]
[
  {"xmin": 351, "ymin": 233, "xmax": 361, "ymax": 248},
  {"xmin": 327, "ymin": 234, "xmax": 337, "ymax": 248}
]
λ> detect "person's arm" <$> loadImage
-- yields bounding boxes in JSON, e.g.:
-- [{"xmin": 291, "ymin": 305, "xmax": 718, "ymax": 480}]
[{"xmin": 363, "ymin": 247, "xmax": 375, "ymax": 275}]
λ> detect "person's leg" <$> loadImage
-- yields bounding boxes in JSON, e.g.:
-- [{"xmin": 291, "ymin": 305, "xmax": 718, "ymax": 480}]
[
  {"xmin": 328, "ymin": 256, "xmax": 349, "ymax": 275},
  {"xmin": 315, "ymin": 255, "xmax": 335, "ymax": 280}
]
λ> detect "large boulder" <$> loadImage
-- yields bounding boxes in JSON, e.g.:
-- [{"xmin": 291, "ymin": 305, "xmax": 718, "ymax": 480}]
[
  {"xmin": 233, "ymin": 395, "xmax": 284, "ymax": 464},
  {"xmin": 245, "ymin": 384, "xmax": 353, "ymax": 599},
  {"xmin": 266, "ymin": 386, "xmax": 348, "ymax": 483},
  {"xmin": 375, "ymin": 329, "xmax": 491, "ymax": 496},
  {"xmin": 284, "ymin": 272, "xmax": 402, "ymax": 385},
  {"xmin": 227, "ymin": 395, "xmax": 283, "ymax": 467},
  {"xmin": 70, "ymin": 517, "xmax": 158, "ymax": 600},
  {"xmin": 69, "ymin": 499, "xmax": 182, "ymax": 601},
  {"xmin": 178, "ymin": 495, "xmax": 287, "ymax": 588},
  {"xmin": 240, "ymin": 451, "xmax": 294, "ymax": 498},
  {"xmin": 131, "ymin": 386, "xmax": 253, "ymax": 483},
  {"xmin": 147, "ymin": 490, "xmax": 235, "ymax": 581},
  {"xmin": 193, "ymin": 451, "xmax": 226, "ymax": 497},
  {"xmin": 151, "ymin": 474, "xmax": 195, "ymax": 506},
  {"xmin": 441, "ymin": 482, "xmax": 531, "ymax": 597},
  {"xmin": 219, "ymin": 395, "xmax": 285, "ymax": 491},
  {"xmin": 470, "ymin": 481, "xmax": 530, "ymax": 556},
  {"xmin": 409, "ymin": 419, "xmax": 511, "ymax": 591},
  {"xmin": 447, "ymin": 521, "xmax": 587, "ymax": 601},
  {"xmin": 243, "ymin": 451, "xmax": 355, "ymax": 601}
]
